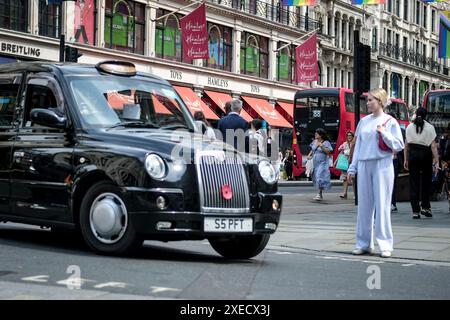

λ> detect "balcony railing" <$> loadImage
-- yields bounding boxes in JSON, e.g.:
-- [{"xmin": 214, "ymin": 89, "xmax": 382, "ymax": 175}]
[
  {"xmin": 208, "ymin": 0, "xmax": 323, "ymax": 34},
  {"xmin": 378, "ymin": 42, "xmax": 444, "ymax": 74}
]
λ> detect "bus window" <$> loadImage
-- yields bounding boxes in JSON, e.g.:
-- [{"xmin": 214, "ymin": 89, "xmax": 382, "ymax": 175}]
[
  {"xmin": 398, "ymin": 103, "xmax": 408, "ymax": 121},
  {"xmin": 428, "ymin": 93, "xmax": 450, "ymax": 114},
  {"xmin": 359, "ymin": 96, "xmax": 368, "ymax": 114},
  {"xmin": 345, "ymin": 93, "xmax": 354, "ymax": 112}
]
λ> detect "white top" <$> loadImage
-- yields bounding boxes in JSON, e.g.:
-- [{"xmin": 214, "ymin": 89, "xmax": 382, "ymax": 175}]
[
  {"xmin": 348, "ymin": 113, "xmax": 405, "ymax": 175},
  {"xmin": 248, "ymin": 129, "xmax": 266, "ymax": 155},
  {"xmin": 405, "ymin": 121, "xmax": 436, "ymax": 147},
  {"xmin": 195, "ymin": 120, "xmax": 216, "ymax": 141}
]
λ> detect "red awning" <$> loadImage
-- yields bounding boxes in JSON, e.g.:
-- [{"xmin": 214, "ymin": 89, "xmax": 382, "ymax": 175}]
[
  {"xmin": 276, "ymin": 101, "xmax": 294, "ymax": 118},
  {"xmin": 241, "ymin": 96, "xmax": 292, "ymax": 128},
  {"xmin": 204, "ymin": 90, "xmax": 253, "ymax": 122},
  {"xmin": 174, "ymin": 86, "xmax": 219, "ymax": 120},
  {"xmin": 106, "ymin": 90, "xmax": 171, "ymax": 114}
]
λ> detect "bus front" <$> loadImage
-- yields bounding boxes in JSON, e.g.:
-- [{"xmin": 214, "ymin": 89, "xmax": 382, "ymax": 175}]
[{"xmin": 423, "ymin": 89, "xmax": 450, "ymax": 135}]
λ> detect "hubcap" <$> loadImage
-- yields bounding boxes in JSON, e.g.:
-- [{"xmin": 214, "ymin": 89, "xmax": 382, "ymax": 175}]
[{"xmin": 89, "ymin": 193, "xmax": 128, "ymax": 244}]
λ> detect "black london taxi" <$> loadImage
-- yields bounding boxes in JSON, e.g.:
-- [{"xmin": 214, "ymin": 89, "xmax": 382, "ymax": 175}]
[{"xmin": 0, "ymin": 60, "xmax": 282, "ymax": 258}]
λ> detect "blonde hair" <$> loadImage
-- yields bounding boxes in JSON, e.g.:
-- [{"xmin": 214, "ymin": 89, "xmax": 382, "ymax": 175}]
[{"xmin": 368, "ymin": 88, "xmax": 388, "ymax": 108}]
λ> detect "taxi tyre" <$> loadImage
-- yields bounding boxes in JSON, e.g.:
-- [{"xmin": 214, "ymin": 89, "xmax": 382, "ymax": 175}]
[
  {"xmin": 208, "ymin": 234, "xmax": 270, "ymax": 259},
  {"xmin": 79, "ymin": 181, "xmax": 143, "ymax": 255}
]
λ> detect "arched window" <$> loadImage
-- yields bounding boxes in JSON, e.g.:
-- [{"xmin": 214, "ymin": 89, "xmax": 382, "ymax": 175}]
[
  {"xmin": 0, "ymin": 0, "xmax": 28, "ymax": 32},
  {"xmin": 412, "ymin": 80, "xmax": 418, "ymax": 106},
  {"xmin": 392, "ymin": 73, "xmax": 400, "ymax": 98},
  {"xmin": 383, "ymin": 72, "xmax": 388, "ymax": 92},
  {"xmin": 205, "ymin": 23, "xmax": 232, "ymax": 71},
  {"xmin": 38, "ymin": 0, "xmax": 61, "ymax": 38},
  {"xmin": 317, "ymin": 62, "xmax": 322, "ymax": 85},
  {"xmin": 405, "ymin": 77, "xmax": 410, "ymax": 105},
  {"xmin": 105, "ymin": 0, "xmax": 145, "ymax": 54},
  {"xmin": 277, "ymin": 44, "xmax": 293, "ymax": 83},
  {"xmin": 240, "ymin": 32, "xmax": 269, "ymax": 79},
  {"xmin": 156, "ymin": 12, "xmax": 181, "ymax": 61}
]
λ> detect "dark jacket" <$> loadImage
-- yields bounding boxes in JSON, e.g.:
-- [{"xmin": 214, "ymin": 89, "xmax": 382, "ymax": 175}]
[{"xmin": 218, "ymin": 113, "xmax": 248, "ymax": 149}]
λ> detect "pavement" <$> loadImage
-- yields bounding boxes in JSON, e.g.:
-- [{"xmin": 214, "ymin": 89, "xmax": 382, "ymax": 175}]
[
  {"xmin": 268, "ymin": 191, "xmax": 450, "ymax": 265},
  {"xmin": 278, "ymin": 179, "xmax": 343, "ymax": 187}
]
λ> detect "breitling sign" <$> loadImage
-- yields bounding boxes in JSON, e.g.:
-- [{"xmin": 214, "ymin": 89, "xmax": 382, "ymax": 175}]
[{"xmin": 0, "ymin": 41, "xmax": 41, "ymax": 58}]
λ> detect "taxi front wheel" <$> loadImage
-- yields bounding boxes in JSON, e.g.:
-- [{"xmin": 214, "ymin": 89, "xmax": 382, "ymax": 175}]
[
  {"xmin": 208, "ymin": 234, "xmax": 270, "ymax": 259},
  {"xmin": 79, "ymin": 181, "xmax": 143, "ymax": 255}
]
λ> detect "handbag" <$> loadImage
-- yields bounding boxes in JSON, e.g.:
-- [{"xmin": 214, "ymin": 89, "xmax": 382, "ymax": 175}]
[
  {"xmin": 336, "ymin": 154, "xmax": 349, "ymax": 171},
  {"xmin": 378, "ymin": 117, "xmax": 392, "ymax": 152}
]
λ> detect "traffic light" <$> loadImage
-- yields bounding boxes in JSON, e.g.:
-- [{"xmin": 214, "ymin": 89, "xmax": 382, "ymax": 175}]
[
  {"xmin": 354, "ymin": 43, "xmax": 371, "ymax": 93},
  {"xmin": 65, "ymin": 46, "xmax": 82, "ymax": 62}
]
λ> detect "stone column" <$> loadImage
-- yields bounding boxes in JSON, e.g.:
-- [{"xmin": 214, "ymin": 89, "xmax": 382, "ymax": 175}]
[
  {"xmin": 386, "ymin": 71, "xmax": 392, "ymax": 96},
  {"xmin": 145, "ymin": 4, "xmax": 157, "ymax": 57},
  {"xmin": 269, "ymin": 36, "xmax": 278, "ymax": 82},
  {"xmin": 96, "ymin": 0, "xmax": 106, "ymax": 49},
  {"xmin": 233, "ymin": 26, "xmax": 242, "ymax": 74},
  {"xmin": 408, "ymin": 79, "xmax": 413, "ymax": 107},
  {"xmin": 401, "ymin": 75, "xmax": 406, "ymax": 100},
  {"xmin": 64, "ymin": 0, "xmax": 76, "ymax": 42},
  {"xmin": 29, "ymin": 0, "xmax": 39, "ymax": 35}
]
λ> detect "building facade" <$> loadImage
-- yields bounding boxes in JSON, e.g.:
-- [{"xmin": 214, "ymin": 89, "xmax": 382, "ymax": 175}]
[{"xmin": 0, "ymin": 0, "xmax": 448, "ymax": 115}]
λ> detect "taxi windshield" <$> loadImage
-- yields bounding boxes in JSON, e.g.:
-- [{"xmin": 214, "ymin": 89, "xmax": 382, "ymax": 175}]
[{"xmin": 69, "ymin": 76, "xmax": 193, "ymax": 130}]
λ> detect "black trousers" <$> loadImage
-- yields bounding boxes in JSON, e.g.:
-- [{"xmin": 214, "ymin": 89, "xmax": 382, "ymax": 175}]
[
  {"xmin": 285, "ymin": 162, "xmax": 293, "ymax": 179},
  {"xmin": 408, "ymin": 144, "xmax": 433, "ymax": 213}
]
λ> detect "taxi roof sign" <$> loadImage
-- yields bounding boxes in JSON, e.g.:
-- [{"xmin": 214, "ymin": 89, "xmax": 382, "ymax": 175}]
[{"xmin": 95, "ymin": 60, "xmax": 137, "ymax": 76}]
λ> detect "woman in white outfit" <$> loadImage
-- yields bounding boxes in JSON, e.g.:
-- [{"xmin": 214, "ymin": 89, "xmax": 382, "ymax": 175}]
[{"xmin": 347, "ymin": 88, "xmax": 404, "ymax": 258}]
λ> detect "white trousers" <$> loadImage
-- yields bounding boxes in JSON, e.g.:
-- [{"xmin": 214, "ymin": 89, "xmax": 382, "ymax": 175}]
[{"xmin": 356, "ymin": 157, "xmax": 394, "ymax": 252}]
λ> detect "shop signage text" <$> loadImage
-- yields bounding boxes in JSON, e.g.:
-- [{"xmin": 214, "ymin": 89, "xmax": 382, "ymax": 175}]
[
  {"xmin": 251, "ymin": 85, "xmax": 260, "ymax": 93},
  {"xmin": 207, "ymin": 76, "xmax": 228, "ymax": 88},
  {"xmin": 0, "ymin": 42, "xmax": 41, "ymax": 58},
  {"xmin": 170, "ymin": 70, "xmax": 183, "ymax": 80}
]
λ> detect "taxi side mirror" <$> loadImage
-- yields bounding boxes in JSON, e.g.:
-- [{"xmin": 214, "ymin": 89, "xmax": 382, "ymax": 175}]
[{"xmin": 30, "ymin": 108, "xmax": 67, "ymax": 129}]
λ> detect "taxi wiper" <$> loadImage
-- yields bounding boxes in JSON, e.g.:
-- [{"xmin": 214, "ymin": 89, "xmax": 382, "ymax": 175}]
[
  {"xmin": 160, "ymin": 123, "xmax": 191, "ymax": 131},
  {"xmin": 107, "ymin": 121, "xmax": 160, "ymax": 129}
]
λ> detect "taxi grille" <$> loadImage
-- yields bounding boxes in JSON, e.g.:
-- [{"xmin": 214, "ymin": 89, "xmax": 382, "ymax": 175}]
[{"xmin": 196, "ymin": 151, "xmax": 250, "ymax": 213}]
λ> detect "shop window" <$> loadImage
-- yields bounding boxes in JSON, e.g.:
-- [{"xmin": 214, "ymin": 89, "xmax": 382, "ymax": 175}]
[
  {"xmin": 104, "ymin": 0, "xmax": 145, "ymax": 54},
  {"xmin": 240, "ymin": 32, "xmax": 269, "ymax": 79},
  {"xmin": 0, "ymin": 0, "xmax": 28, "ymax": 32},
  {"xmin": 39, "ymin": 0, "xmax": 62, "ymax": 39},
  {"xmin": 73, "ymin": 0, "xmax": 96, "ymax": 45},
  {"xmin": 205, "ymin": 23, "xmax": 232, "ymax": 72},
  {"xmin": 155, "ymin": 10, "xmax": 188, "ymax": 63},
  {"xmin": 277, "ymin": 44, "xmax": 293, "ymax": 83}
]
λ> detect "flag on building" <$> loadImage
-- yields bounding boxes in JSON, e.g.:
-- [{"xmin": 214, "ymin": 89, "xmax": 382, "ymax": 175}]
[
  {"xmin": 46, "ymin": 0, "xmax": 62, "ymax": 4},
  {"xmin": 439, "ymin": 11, "xmax": 450, "ymax": 58},
  {"xmin": 351, "ymin": 0, "xmax": 386, "ymax": 4},
  {"xmin": 281, "ymin": 0, "xmax": 317, "ymax": 6},
  {"xmin": 295, "ymin": 33, "xmax": 318, "ymax": 83},
  {"xmin": 180, "ymin": 3, "xmax": 209, "ymax": 61}
]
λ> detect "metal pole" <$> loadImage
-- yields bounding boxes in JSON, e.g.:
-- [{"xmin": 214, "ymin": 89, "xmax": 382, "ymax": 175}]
[
  {"xmin": 151, "ymin": 0, "xmax": 203, "ymax": 22},
  {"xmin": 275, "ymin": 27, "xmax": 320, "ymax": 52}
]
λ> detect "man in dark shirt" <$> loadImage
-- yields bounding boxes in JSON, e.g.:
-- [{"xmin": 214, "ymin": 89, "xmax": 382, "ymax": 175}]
[{"xmin": 217, "ymin": 99, "xmax": 248, "ymax": 150}]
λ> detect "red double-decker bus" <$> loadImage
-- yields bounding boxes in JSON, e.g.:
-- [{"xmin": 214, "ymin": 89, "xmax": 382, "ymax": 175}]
[
  {"xmin": 291, "ymin": 88, "xmax": 409, "ymax": 178},
  {"xmin": 422, "ymin": 89, "xmax": 450, "ymax": 135}
]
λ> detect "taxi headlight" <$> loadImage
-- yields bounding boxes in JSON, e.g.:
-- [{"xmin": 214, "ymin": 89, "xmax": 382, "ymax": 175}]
[
  {"xmin": 258, "ymin": 160, "xmax": 278, "ymax": 184},
  {"xmin": 145, "ymin": 154, "xmax": 166, "ymax": 180}
]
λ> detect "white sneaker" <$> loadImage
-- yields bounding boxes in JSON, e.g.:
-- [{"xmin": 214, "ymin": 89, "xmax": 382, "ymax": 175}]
[
  {"xmin": 313, "ymin": 194, "xmax": 322, "ymax": 201},
  {"xmin": 380, "ymin": 251, "xmax": 392, "ymax": 258},
  {"xmin": 352, "ymin": 248, "xmax": 373, "ymax": 255}
]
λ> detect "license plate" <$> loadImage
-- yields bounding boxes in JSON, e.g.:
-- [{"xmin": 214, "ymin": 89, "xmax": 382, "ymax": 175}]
[{"xmin": 204, "ymin": 217, "xmax": 253, "ymax": 233}]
